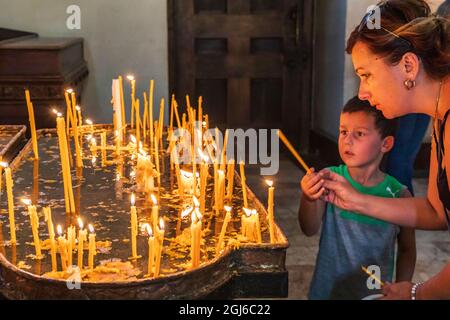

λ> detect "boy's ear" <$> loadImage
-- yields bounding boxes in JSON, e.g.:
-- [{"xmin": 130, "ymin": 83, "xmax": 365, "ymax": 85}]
[{"xmin": 381, "ymin": 135, "xmax": 395, "ymax": 153}]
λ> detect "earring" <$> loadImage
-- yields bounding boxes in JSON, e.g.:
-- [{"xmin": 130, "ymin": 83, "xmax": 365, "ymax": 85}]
[{"xmin": 404, "ymin": 79, "xmax": 416, "ymax": 90}]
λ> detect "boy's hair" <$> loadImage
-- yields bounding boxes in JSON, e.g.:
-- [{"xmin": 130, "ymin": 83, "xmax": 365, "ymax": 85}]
[{"xmin": 342, "ymin": 96, "xmax": 397, "ymax": 138}]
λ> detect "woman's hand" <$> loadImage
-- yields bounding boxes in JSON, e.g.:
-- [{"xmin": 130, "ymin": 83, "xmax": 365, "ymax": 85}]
[
  {"xmin": 381, "ymin": 282, "xmax": 414, "ymax": 300},
  {"xmin": 319, "ymin": 169, "xmax": 362, "ymax": 211},
  {"xmin": 300, "ymin": 168, "xmax": 326, "ymax": 201}
]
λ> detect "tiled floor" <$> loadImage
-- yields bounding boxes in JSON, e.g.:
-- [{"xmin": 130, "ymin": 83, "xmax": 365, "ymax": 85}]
[{"xmin": 245, "ymin": 155, "xmax": 450, "ymax": 299}]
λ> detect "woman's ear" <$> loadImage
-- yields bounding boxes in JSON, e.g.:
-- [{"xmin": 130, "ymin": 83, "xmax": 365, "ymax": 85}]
[
  {"xmin": 381, "ymin": 135, "xmax": 395, "ymax": 153},
  {"xmin": 401, "ymin": 52, "xmax": 420, "ymax": 80}
]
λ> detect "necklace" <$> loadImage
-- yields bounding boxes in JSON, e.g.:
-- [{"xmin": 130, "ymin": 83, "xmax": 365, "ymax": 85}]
[{"xmin": 433, "ymin": 81, "xmax": 444, "ymax": 138}]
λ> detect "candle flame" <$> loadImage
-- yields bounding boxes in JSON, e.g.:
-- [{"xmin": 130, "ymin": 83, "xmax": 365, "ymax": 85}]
[
  {"xmin": 21, "ymin": 198, "xmax": 32, "ymax": 206},
  {"xmin": 75, "ymin": 105, "xmax": 81, "ymax": 111},
  {"xmin": 243, "ymin": 207, "xmax": 252, "ymax": 217},
  {"xmin": 66, "ymin": 88, "xmax": 73, "ymax": 94},
  {"xmin": 127, "ymin": 75, "xmax": 135, "ymax": 81},
  {"xmin": 88, "ymin": 224, "xmax": 95, "ymax": 234},
  {"xmin": 57, "ymin": 225, "xmax": 63, "ymax": 236},
  {"xmin": 131, "ymin": 193, "xmax": 136, "ymax": 206},
  {"xmin": 52, "ymin": 108, "xmax": 58, "ymax": 114},
  {"xmin": 150, "ymin": 194, "xmax": 158, "ymax": 206},
  {"xmin": 0, "ymin": 162, "xmax": 8, "ymax": 168},
  {"xmin": 194, "ymin": 208, "xmax": 202, "ymax": 221},
  {"xmin": 77, "ymin": 217, "xmax": 84, "ymax": 229},
  {"xmin": 86, "ymin": 119, "xmax": 93, "ymax": 125},
  {"xmin": 202, "ymin": 121, "xmax": 207, "ymax": 127},
  {"xmin": 192, "ymin": 196, "xmax": 200, "ymax": 207},
  {"xmin": 181, "ymin": 206, "xmax": 193, "ymax": 219},
  {"xmin": 57, "ymin": 112, "xmax": 63, "ymax": 117},
  {"xmin": 159, "ymin": 218, "xmax": 165, "ymax": 230},
  {"xmin": 224, "ymin": 205, "xmax": 232, "ymax": 213},
  {"xmin": 265, "ymin": 179, "xmax": 273, "ymax": 187},
  {"xmin": 144, "ymin": 223, "xmax": 153, "ymax": 237},
  {"xmin": 180, "ymin": 169, "xmax": 192, "ymax": 178}
]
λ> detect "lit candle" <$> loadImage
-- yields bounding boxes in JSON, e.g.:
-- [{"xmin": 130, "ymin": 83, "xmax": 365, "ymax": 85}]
[
  {"xmin": 265, "ymin": 180, "xmax": 276, "ymax": 244},
  {"xmin": 216, "ymin": 206, "xmax": 232, "ymax": 254},
  {"xmin": 77, "ymin": 217, "xmax": 87, "ymax": 270},
  {"xmin": 252, "ymin": 209, "xmax": 262, "ymax": 244},
  {"xmin": 226, "ymin": 159, "xmax": 235, "ymax": 200},
  {"xmin": 75, "ymin": 105, "xmax": 82, "ymax": 129},
  {"xmin": 71, "ymin": 93, "xmax": 83, "ymax": 168},
  {"xmin": 25, "ymin": 90, "xmax": 39, "ymax": 160},
  {"xmin": 88, "ymin": 224, "xmax": 96, "ymax": 269},
  {"xmin": 118, "ymin": 76, "xmax": 126, "ymax": 134},
  {"xmin": 239, "ymin": 161, "xmax": 248, "ymax": 208},
  {"xmin": 1, "ymin": 162, "xmax": 16, "ymax": 244},
  {"xmin": 56, "ymin": 225, "xmax": 68, "ymax": 271},
  {"xmin": 144, "ymin": 224, "xmax": 154, "ymax": 277},
  {"xmin": 127, "ymin": 75, "xmax": 136, "ymax": 129},
  {"xmin": 242, "ymin": 208, "xmax": 252, "ymax": 239},
  {"xmin": 150, "ymin": 194, "xmax": 159, "ymax": 234},
  {"xmin": 130, "ymin": 193, "xmax": 139, "ymax": 259},
  {"xmin": 22, "ymin": 198, "xmax": 42, "ymax": 259},
  {"xmin": 43, "ymin": 207, "xmax": 57, "ymax": 271},
  {"xmin": 154, "ymin": 218, "xmax": 165, "ymax": 277},
  {"xmin": 64, "ymin": 89, "xmax": 75, "ymax": 136},
  {"xmin": 101, "ymin": 131, "xmax": 107, "ymax": 167},
  {"xmin": 90, "ymin": 137, "xmax": 97, "ymax": 158}
]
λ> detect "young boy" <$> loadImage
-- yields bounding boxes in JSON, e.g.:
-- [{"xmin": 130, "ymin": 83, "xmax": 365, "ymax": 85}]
[{"xmin": 299, "ymin": 96, "xmax": 416, "ymax": 300}]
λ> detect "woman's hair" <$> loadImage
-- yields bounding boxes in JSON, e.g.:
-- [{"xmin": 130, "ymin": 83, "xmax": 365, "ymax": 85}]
[{"xmin": 346, "ymin": 0, "xmax": 450, "ymax": 80}]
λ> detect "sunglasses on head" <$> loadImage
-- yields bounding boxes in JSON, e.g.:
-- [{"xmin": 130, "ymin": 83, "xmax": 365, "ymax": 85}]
[{"xmin": 358, "ymin": 9, "xmax": 413, "ymax": 49}]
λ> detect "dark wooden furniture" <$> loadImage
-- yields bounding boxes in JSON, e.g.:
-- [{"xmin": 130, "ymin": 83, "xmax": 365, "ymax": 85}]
[
  {"xmin": 169, "ymin": 0, "xmax": 314, "ymax": 148},
  {"xmin": 0, "ymin": 28, "xmax": 88, "ymax": 132}
]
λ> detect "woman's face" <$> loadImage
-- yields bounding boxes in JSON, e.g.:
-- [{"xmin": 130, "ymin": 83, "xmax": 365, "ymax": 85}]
[{"xmin": 351, "ymin": 41, "xmax": 412, "ymax": 119}]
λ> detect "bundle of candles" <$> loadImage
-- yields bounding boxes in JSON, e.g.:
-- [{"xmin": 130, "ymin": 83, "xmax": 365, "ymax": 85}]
[{"xmin": 0, "ymin": 76, "xmax": 287, "ymax": 281}]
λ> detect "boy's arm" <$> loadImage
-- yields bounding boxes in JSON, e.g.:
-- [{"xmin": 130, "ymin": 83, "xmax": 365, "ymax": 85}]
[
  {"xmin": 298, "ymin": 194, "xmax": 326, "ymax": 237},
  {"xmin": 396, "ymin": 188, "xmax": 417, "ymax": 282}
]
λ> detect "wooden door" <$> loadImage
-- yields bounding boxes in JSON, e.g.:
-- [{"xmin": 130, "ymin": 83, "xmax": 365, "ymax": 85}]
[{"xmin": 169, "ymin": 0, "xmax": 314, "ymax": 148}]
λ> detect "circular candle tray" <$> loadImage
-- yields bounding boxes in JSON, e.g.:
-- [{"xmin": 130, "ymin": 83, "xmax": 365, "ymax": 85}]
[{"xmin": 0, "ymin": 127, "xmax": 289, "ymax": 299}]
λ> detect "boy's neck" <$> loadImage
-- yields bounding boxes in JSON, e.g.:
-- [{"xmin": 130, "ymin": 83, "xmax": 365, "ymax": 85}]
[{"xmin": 346, "ymin": 162, "xmax": 385, "ymax": 187}]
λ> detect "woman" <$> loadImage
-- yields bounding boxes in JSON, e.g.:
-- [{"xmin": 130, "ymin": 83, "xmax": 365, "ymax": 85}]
[{"xmin": 316, "ymin": 0, "xmax": 449, "ymax": 299}]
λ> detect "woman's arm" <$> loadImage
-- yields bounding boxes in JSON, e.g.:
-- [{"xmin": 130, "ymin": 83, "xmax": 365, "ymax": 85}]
[{"xmin": 320, "ymin": 169, "xmax": 448, "ymax": 230}]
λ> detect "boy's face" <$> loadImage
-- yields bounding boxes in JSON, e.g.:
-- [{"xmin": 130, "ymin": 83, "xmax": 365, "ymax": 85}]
[{"xmin": 338, "ymin": 111, "xmax": 393, "ymax": 168}]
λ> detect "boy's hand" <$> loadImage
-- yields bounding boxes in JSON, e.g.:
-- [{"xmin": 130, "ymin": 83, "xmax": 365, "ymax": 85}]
[{"xmin": 300, "ymin": 168, "xmax": 326, "ymax": 201}]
